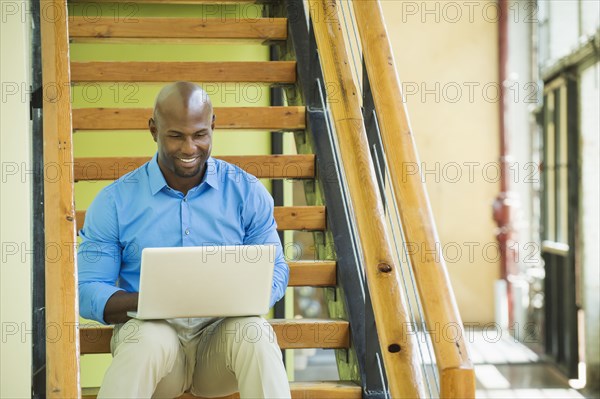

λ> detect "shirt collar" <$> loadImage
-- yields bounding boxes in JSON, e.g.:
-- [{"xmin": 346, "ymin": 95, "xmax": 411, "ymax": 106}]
[
  {"xmin": 203, "ymin": 157, "xmax": 220, "ymax": 191},
  {"xmin": 148, "ymin": 153, "xmax": 219, "ymax": 196}
]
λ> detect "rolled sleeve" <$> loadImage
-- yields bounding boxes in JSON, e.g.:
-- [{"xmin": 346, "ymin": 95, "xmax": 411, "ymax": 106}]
[
  {"xmin": 242, "ymin": 184, "xmax": 289, "ymax": 307},
  {"xmin": 78, "ymin": 281, "xmax": 123, "ymax": 324},
  {"xmin": 78, "ymin": 188, "xmax": 123, "ymax": 324}
]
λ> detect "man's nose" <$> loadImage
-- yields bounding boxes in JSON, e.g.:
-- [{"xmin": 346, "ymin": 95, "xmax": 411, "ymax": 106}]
[{"xmin": 181, "ymin": 136, "xmax": 197, "ymax": 154}]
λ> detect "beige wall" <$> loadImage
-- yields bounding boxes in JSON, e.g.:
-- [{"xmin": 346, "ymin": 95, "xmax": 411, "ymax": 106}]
[
  {"xmin": 0, "ymin": 2, "xmax": 33, "ymax": 397},
  {"xmin": 380, "ymin": 1, "xmax": 501, "ymax": 323},
  {"xmin": 580, "ymin": 61, "xmax": 600, "ymax": 390}
]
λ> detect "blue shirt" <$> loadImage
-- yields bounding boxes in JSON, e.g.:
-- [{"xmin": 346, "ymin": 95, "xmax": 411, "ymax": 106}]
[{"xmin": 78, "ymin": 154, "xmax": 289, "ymax": 324}]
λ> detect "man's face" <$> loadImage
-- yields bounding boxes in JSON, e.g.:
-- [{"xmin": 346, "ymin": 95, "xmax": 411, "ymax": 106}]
[{"xmin": 150, "ymin": 104, "xmax": 215, "ymax": 182}]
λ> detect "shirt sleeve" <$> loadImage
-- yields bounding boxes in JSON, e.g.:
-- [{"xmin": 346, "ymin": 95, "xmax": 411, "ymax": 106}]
[
  {"xmin": 78, "ymin": 188, "xmax": 124, "ymax": 324},
  {"xmin": 242, "ymin": 182, "xmax": 289, "ymax": 307}
]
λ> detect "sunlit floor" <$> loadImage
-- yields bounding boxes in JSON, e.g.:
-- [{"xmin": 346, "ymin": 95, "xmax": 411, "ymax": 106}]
[
  {"xmin": 468, "ymin": 330, "xmax": 586, "ymax": 399},
  {"xmin": 293, "ymin": 330, "xmax": 597, "ymax": 398}
]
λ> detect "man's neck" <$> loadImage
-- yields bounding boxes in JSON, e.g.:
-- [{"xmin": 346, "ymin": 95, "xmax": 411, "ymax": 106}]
[{"xmin": 159, "ymin": 164, "xmax": 206, "ymax": 196}]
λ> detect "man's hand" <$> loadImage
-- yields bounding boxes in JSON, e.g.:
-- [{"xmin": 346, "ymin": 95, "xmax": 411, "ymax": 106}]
[{"xmin": 103, "ymin": 291, "xmax": 139, "ymax": 324}]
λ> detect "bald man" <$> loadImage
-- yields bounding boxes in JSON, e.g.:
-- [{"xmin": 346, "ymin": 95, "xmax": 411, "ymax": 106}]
[{"xmin": 78, "ymin": 82, "xmax": 291, "ymax": 398}]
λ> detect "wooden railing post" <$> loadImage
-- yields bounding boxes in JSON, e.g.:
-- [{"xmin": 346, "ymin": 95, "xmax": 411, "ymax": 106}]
[
  {"xmin": 40, "ymin": 0, "xmax": 81, "ymax": 397},
  {"xmin": 308, "ymin": 0, "xmax": 426, "ymax": 397},
  {"xmin": 352, "ymin": 0, "xmax": 476, "ymax": 397}
]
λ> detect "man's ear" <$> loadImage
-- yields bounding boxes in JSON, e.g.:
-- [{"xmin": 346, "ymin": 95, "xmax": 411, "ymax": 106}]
[
  {"xmin": 149, "ymin": 118, "xmax": 158, "ymax": 142},
  {"xmin": 211, "ymin": 114, "xmax": 216, "ymax": 131}
]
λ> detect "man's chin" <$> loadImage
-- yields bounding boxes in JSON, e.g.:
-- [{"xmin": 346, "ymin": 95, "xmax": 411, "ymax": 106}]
[{"xmin": 174, "ymin": 167, "xmax": 202, "ymax": 179}]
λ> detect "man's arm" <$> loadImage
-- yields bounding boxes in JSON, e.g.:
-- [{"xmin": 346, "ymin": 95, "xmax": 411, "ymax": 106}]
[
  {"xmin": 78, "ymin": 188, "xmax": 134, "ymax": 325},
  {"xmin": 242, "ymin": 183, "xmax": 290, "ymax": 307}
]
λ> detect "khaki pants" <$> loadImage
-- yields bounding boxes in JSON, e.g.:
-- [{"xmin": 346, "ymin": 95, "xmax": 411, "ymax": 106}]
[{"xmin": 97, "ymin": 317, "xmax": 291, "ymax": 399}]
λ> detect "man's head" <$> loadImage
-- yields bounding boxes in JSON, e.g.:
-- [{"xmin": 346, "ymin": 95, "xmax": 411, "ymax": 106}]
[{"xmin": 149, "ymin": 82, "xmax": 215, "ymax": 193}]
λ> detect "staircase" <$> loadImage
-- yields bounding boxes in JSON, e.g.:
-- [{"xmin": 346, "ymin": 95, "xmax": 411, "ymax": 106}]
[
  {"xmin": 39, "ymin": 0, "xmax": 475, "ymax": 397},
  {"xmin": 67, "ymin": 0, "xmax": 361, "ymax": 397}
]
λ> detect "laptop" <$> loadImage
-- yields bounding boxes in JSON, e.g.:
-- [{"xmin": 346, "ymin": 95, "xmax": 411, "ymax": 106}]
[{"xmin": 127, "ymin": 245, "xmax": 276, "ymax": 319}]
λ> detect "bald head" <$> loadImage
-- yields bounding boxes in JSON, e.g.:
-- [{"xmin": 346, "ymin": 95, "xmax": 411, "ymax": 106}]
[
  {"xmin": 153, "ymin": 82, "xmax": 213, "ymax": 128},
  {"xmin": 149, "ymin": 82, "xmax": 216, "ymax": 195}
]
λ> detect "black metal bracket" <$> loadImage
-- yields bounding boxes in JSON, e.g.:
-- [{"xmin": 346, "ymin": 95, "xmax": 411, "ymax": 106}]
[{"xmin": 30, "ymin": 0, "xmax": 46, "ymax": 397}]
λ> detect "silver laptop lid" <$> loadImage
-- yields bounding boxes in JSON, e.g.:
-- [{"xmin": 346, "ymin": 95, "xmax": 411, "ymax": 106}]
[{"xmin": 133, "ymin": 245, "xmax": 276, "ymax": 319}]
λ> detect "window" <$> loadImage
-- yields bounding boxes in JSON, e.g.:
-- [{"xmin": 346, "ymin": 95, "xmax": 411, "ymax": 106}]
[{"xmin": 542, "ymin": 77, "xmax": 574, "ymax": 246}]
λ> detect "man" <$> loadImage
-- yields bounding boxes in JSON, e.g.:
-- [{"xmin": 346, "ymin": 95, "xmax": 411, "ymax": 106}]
[{"xmin": 78, "ymin": 82, "xmax": 291, "ymax": 398}]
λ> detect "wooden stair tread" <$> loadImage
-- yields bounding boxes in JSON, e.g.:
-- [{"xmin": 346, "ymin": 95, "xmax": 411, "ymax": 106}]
[
  {"xmin": 82, "ymin": 381, "xmax": 361, "ymax": 399},
  {"xmin": 71, "ymin": 61, "xmax": 296, "ymax": 83},
  {"xmin": 78, "ymin": 258, "xmax": 334, "ymax": 286},
  {"xmin": 72, "ymin": 107, "xmax": 305, "ymax": 130},
  {"xmin": 73, "ymin": 155, "xmax": 315, "ymax": 180},
  {"xmin": 75, "ymin": 206, "xmax": 325, "ymax": 231},
  {"xmin": 72, "ymin": 0, "xmax": 263, "ymax": 4},
  {"xmin": 80, "ymin": 319, "xmax": 349, "ymax": 354},
  {"xmin": 69, "ymin": 17, "xmax": 287, "ymax": 41},
  {"xmin": 287, "ymin": 260, "xmax": 336, "ymax": 286}
]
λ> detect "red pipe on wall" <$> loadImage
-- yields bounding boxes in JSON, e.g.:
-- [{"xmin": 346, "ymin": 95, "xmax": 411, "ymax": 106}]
[{"xmin": 492, "ymin": 0, "xmax": 517, "ymax": 325}]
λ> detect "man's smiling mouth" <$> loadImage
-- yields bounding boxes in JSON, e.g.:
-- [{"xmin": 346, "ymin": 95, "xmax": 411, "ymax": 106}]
[{"xmin": 177, "ymin": 156, "xmax": 200, "ymax": 163}]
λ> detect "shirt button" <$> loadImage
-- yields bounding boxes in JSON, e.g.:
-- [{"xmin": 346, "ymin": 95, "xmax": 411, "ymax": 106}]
[
  {"xmin": 183, "ymin": 198, "xmax": 187, "ymax": 202},
  {"xmin": 185, "ymin": 229, "xmax": 190, "ymax": 235}
]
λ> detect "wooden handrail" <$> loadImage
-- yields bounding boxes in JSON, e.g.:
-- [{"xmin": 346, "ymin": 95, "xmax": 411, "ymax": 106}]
[
  {"xmin": 308, "ymin": 0, "xmax": 426, "ymax": 397},
  {"xmin": 352, "ymin": 1, "xmax": 476, "ymax": 397},
  {"xmin": 39, "ymin": 0, "xmax": 81, "ymax": 397}
]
